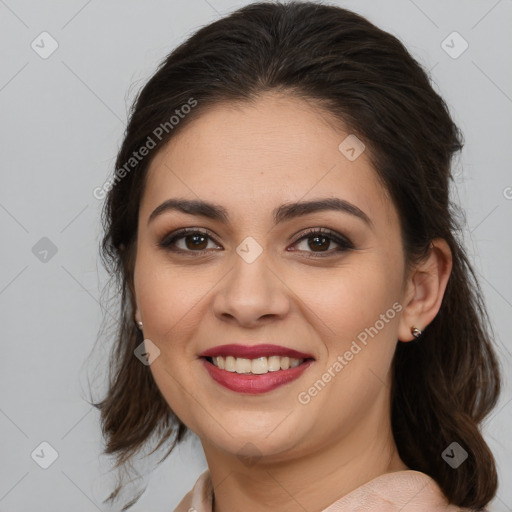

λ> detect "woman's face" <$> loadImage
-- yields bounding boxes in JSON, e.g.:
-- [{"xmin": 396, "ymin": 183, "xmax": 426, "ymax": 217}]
[{"xmin": 133, "ymin": 92, "xmax": 411, "ymax": 464}]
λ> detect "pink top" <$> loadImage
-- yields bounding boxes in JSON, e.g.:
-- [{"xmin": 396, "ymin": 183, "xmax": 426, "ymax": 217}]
[{"xmin": 174, "ymin": 469, "xmax": 472, "ymax": 511}]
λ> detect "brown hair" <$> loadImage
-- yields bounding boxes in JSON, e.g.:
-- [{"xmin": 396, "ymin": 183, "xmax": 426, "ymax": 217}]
[{"xmin": 90, "ymin": 1, "xmax": 501, "ymax": 509}]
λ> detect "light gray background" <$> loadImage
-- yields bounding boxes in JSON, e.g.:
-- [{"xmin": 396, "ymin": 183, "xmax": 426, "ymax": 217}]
[{"xmin": 1, "ymin": 0, "xmax": 511, "ymax": 510}]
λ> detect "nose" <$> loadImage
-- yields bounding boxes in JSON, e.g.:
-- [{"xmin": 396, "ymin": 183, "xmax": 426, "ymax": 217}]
[{"xmin": 212, "ymin": 249, "xmax": 291, "ymax": 328}]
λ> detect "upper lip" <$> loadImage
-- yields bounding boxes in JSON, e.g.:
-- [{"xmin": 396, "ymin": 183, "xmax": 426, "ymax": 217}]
[{"xmin": 199, "ymin": 344, "xmax": 315, "ymax": 360}]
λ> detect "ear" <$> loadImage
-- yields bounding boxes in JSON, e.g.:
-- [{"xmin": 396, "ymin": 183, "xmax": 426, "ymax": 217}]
[
  {"xmin": 398, "ymin": 238, "xmax": 452, "ymax": 342},
  {"xmin": 131, "ymin": 282, "xmax": 141, "ymax": 325},
  {"xmin": 121, "ymin": 243, "xmax": 141, "ymax": 325}
]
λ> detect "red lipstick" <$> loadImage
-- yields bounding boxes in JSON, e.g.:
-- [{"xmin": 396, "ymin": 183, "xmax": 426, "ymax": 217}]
[
  {"xmin": 199, "ymin": 344, "xmax": 314, "ymax": 359},
  {"xmin": 199, "ymin": 344, "xmax": 315, "ymax": 394},
  {"xmin": 200, "ymin": 358, "xmax": 313, "ymax": 394}
]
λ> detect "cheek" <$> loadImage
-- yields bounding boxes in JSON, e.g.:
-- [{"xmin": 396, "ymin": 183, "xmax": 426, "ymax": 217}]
[
  {"xmin": 133, "ymin": 252, "xmax": 212, "ymax": 429},
  {"xmin": 132, "ymin": 270, "xmax": 402, "ymax": 443},
  {"xmin": 134, "ymin": 251, "xmax": 213, "ymax": 344},
  {"xmin": 288, "ymin": 259, "xmax": 403, "ymax": 343},
  {"xmin": 292, "ymin": 267, "xmax": 402, "ymax": 438}
]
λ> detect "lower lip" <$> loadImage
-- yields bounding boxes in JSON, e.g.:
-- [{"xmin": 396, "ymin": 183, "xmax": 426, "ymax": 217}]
[{"xmin": 200, "ymin": 358, "xmax": 314, "ymax": 394}]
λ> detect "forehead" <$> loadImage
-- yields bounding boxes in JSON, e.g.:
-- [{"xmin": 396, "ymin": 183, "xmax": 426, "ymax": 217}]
[{"xmin": 141, "ymin": 93, "xmax": 395, "ymax": 227}]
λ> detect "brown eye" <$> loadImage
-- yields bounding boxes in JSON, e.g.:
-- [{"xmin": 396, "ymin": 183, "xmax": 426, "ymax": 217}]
[
  {"xmin": 306, "ymin": 234, "xmax": 331, "ymax": 252},
  {"xmin": 159, "ymin": 227, "xmax": 353, "ymax": 258},
  {"xmin": 183, "ymin": 233, "xmax": 208, "ymax": 250},
  {"xmin": 159, "ymin": 228, "xmax": 221, "ymax": 254},
  {"xmin": 291, "ymin": 228, "xmax": 354, "ymax": 257}
]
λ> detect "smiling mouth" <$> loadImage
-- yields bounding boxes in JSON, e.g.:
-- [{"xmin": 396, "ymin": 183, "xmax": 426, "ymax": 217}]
[{"xmin": 203, "ymin": 355, "xmax": 314, "ymax": 375}]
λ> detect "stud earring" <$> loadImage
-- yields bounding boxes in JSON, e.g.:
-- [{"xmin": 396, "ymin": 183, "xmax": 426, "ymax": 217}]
[
  {"xmin": 136, "ymin": 321, "xmax": 143, "ymax": 330},
  {"xmin": 411, "ymin": 327, "xmax": 422, "ymax": 339}
]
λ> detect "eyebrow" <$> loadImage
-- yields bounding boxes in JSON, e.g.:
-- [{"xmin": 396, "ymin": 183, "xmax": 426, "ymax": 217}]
[{"xmin": 147, "ymin": 197, "xmax": 373, "ymax": 228}]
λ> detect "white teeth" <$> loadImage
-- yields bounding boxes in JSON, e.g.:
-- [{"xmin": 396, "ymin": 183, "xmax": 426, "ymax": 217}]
[
  {"xmin": 267, "ymin": 355, "xmax": 282, "ymax": 372},
  {"xmin": 252, "ymin": 357, "xmax": 268, "ymax": 375},
  {"xmin": 235, "ymin": 358, "xmax": 252, "ymax": 374},
  {"xmin": 225, "ymin": 356, "xmax": 236, "ymax": 372},
  {"xmin": 290, "ymin": 358, "xmax": 301, "ymax": 368},
  {"xmin": 209, "ymin": 355, "xmax": 305, "ymax": 374}
]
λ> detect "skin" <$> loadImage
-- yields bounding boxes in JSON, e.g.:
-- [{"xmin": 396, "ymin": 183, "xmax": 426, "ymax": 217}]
[{"xmin": 132, "ymin": 92, "xmax": 452, "ymax": 512}]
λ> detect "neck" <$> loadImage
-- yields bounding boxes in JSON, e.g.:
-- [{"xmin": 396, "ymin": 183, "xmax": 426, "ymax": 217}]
[{"xmin": 201, "ymin": 391, "xmax": 408, "ymax": 512}]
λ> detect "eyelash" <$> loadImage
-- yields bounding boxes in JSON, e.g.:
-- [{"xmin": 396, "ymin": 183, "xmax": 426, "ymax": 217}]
[{"xmin": 158, "ymin": 227, "xmax": 354, "ymax": 258}]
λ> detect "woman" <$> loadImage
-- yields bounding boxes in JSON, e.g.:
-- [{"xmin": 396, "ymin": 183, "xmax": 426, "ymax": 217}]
[{"xmin": 93, "ymin": 2, "xmax": 501, "ymax": 510}]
